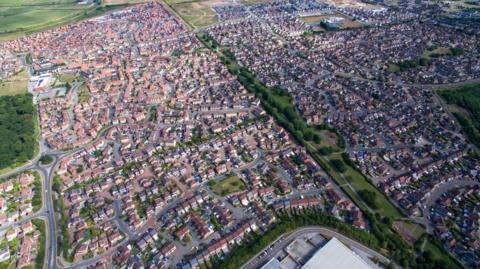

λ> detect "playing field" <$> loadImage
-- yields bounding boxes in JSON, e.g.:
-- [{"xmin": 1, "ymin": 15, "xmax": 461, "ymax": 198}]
[
  {"xmin": 0, "ymin": 69, "xmax": 29, "ymax": 96},
  {"xmin": 166, "ymin": 0, "xmax": 218, "ymax": 29}
]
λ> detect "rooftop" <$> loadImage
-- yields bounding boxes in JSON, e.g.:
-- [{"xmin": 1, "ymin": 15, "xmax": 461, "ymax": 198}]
[{"xmin": 302, "ymin": 237, "xmax": 372, "ymax": 269}]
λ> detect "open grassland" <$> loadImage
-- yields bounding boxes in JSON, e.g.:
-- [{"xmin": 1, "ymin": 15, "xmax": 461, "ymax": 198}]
[
  {"xmin": 0, "ymin": 0, "xmax": 139, "ymax": 41},
  {"xmin": 210, "ymin": 175, "xmax": 246, "ymax": 196},
  {"xmin": 328, "ymin": 152, "xmax": 403, "ymax": 219},
  {"xmin": 394, "ymin": 221, "xmax": 425, "ymax": 244},
  {"xmin": 166, "ymin": 0, "xmax": 218, "ymax": 29},
  {"xmin": 0, "ymin": 69, "xmax": 29, "ymax": 96}
]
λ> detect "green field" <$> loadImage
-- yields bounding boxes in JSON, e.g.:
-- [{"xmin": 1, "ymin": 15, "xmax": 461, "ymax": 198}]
[
  {"xmin": 324, "ymin": 152, "xmax": 403, "ymax": 219},
  {"xmin": 0, "ymin": 68, "xmax": 29, "ymax": 96},
  {"xmin": 210, "ymin": 175, "xmax": 247, "ymax": 196},
  {"xmin": 165, "ymin": 0, "xmax": 218, "ymax": 29},
  {"xmin": 0, "ymin": 0, "xmax": 139, "ymax": 41}
]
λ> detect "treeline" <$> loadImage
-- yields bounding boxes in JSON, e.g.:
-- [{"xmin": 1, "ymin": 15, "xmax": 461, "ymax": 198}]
[
  {"xmin": 31, "ymin": 219, "xmax": 46, "ymax": 269},
  {"xmin": 53, "ymin": 175, "xmax": 72, "ymax": 262},
  {"xmin": 0, "ymin": 94, "xmax": 36, "ymax": 169},
  {"xmin": 439, "ymin": 83, "xmax": 480, "ymax": 148}
]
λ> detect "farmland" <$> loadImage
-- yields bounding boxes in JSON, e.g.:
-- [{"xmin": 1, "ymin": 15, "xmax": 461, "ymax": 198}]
[
  {"xmin": 0, "ymin": 0, "xmax": 140, "ymax": 41},
  {"xmin": 165, "ymin": 0, "xmax": 218, "ymax": 29}
]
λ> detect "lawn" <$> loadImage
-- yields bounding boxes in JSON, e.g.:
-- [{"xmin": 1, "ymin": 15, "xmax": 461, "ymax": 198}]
[
  {"xmin": 167, "ymin": 1, "xmax": 218, "ymax": 29},
  {"xmin": 393, "ymin": 220, "xmax": 425, "ymax": 244},
  {"xmin": 327, "ymin": 152, "xmax": 403, "ymax": 219},
  {"xmin": 418, "ymin": 236, "xmax": 463, "ymax": 269},
  {"xmin": 0, "ymin": 69, "xmax": 29, "ymax": 96},
  {"xmin": 58, "ymin": 73, "xmax": 78, "ymax": 84},
  {"xmin": 313, "ymin": 129, "xmax": 340, "ymax": 151},
  {"xmin": 210, "ymin": 175, "xmax": 247, "ymax": 196},
  {"xmin": 77, "ymin": 83, "xmax": 91, "ymax": 103},
  {"xmin": 387, "ymin": 63, "xmax": 400, "ymax": 73}
]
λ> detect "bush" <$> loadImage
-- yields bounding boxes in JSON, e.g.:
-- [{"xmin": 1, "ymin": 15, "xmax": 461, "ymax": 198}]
[
  {"xmin": 39, "ymin": 155, "xmax": 53, "ymax": 165},
  {"xmin": 318, "ymin": 146, "xmax": 334, "ymax": 155},
  {"xmin": 358, "ymin": 189, "xmax": 379, "ymax": 209},
  {"xmin": 330, "ymin": 159, "xmax": 347, "ymax": 173}
]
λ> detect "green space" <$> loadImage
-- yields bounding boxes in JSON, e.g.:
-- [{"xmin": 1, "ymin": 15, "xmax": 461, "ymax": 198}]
[
  {"xmin": 415, "ymin": 234, "xmax": 463, "ymax": 269},
  {"xmin": 0, "ymin": 94, "xmax": 36, "ymax": 170},
  {"xmin": 0, "ymin": 0, "xmax": 137, "ymax": 41},
  {"xmin": 387, "ymin": 57, "xmax": 430, "ymax": 73},
  {"xmin": 438, "ymin": 82, "xmax": 480, "ymax": 148},
  {"xmin": 31, "ymin": 170, "xmax": 43, "ymax": 212},
  {"xmin": 77, "ymin": 83, "xmax": 91, "ymax": 103},
  {"xmin": 39, "ymin": 154, "xmax": 54, "ymax": 165},
  {"xmin": 395, "ymin": 220, "xmax": 425, "ymax": 242},
  {"xmin": 0, "ymin": 69, "xmax": 29, "ymax": 96},
  {"xmin": 388, "ymin": 46, "xmax": 465, "ymax": 73},
  {"xmin": 423, "ymin": 46, "xmax": 463, "ymax": 59},
  {"xmin": 330, "ymin": 152, "xmax": 402, "ymax": 218},
  {"xmin": 53, "ymin": 175, "xmax": 72, "ymax": 262},
  {"xmin": 165, "ymin": 0, "xmax": 218, "ymax": 29},
  {"xmin": 31, "ymin": 218, "xmax": 46, "ymax": 269},
  {"xmin": 210, "ymin": 175, "xmax": 247, "ymax": 196},
  {"xmin": 53, "ymin": 72, "xmax": 85, "ymax": 89}
]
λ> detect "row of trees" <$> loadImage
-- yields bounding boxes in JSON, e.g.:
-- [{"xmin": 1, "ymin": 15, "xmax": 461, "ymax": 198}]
[{"xmin": 0, "ymin": 94, "xmax": 36, "ymax": 169}]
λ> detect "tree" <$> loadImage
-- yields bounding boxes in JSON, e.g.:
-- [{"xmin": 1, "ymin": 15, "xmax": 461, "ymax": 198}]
[
  {"xmin": 358, "ymin": 190, "xmax": 379, "ymax": 209},
  {"xmin": 330, "ymin": 159, "xmax": 347, "ymax": 173}
]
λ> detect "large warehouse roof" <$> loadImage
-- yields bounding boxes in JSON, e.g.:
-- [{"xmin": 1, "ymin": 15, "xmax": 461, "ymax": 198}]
[{"xmin": 302, "ymin": 237, "xmax": 372, "ymax": 269}]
